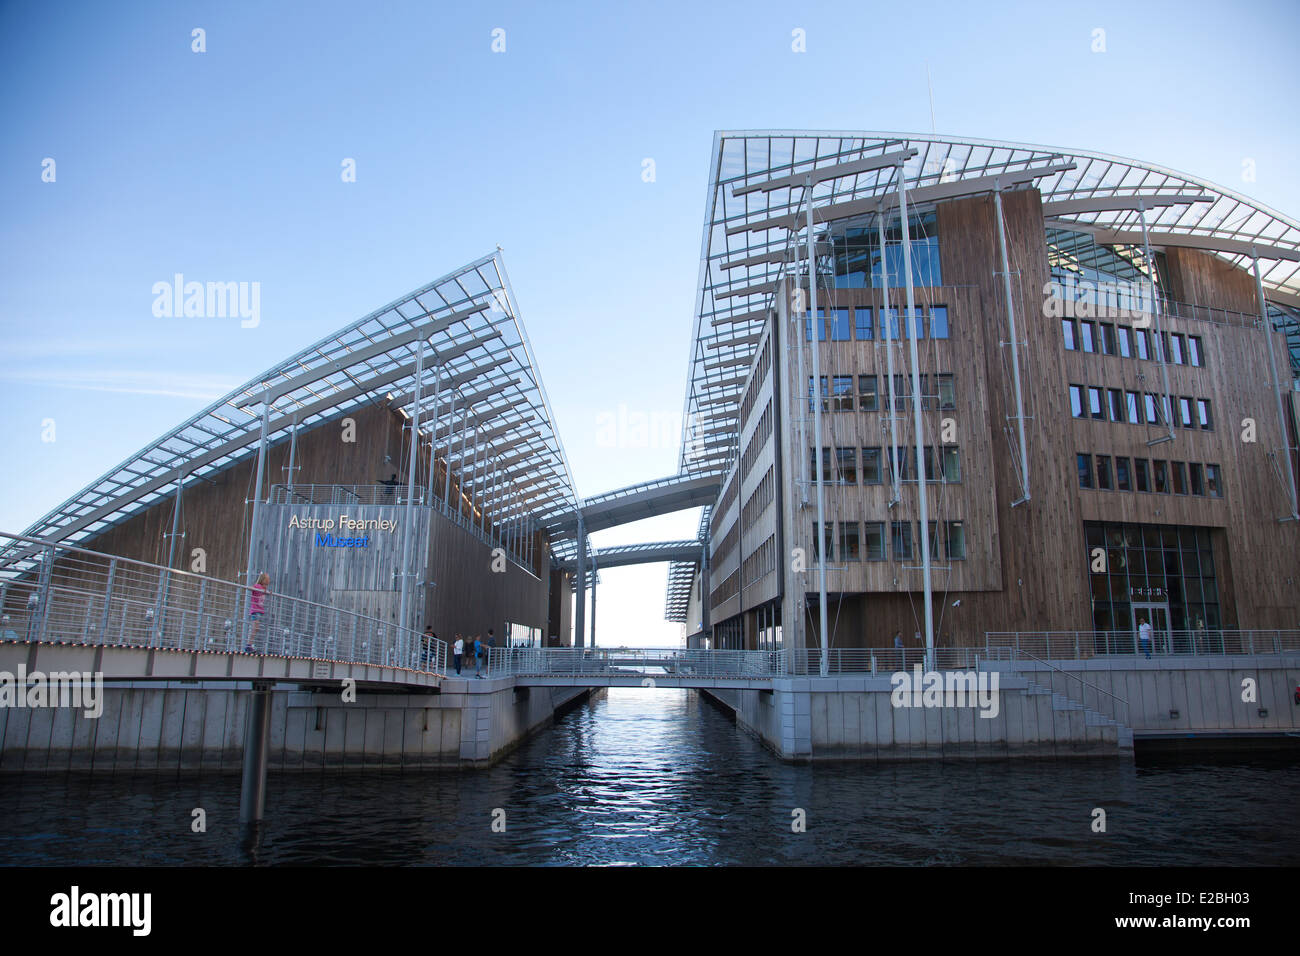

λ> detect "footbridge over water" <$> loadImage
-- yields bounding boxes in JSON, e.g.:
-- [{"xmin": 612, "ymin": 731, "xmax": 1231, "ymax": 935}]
[{"xmin": 545, "ymin": 472, "xmax": 721, "ymax": 647}]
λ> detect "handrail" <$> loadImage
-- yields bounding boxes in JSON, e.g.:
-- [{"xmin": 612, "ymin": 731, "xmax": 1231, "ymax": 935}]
[{"xmin": 1012, "ymin": 650, "xmax": 1127, "ymax": 705}]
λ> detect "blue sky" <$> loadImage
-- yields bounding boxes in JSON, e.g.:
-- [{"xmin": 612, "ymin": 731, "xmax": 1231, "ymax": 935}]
[{"xmin": 2, "ymin": 0, "xmax": 1297, "ymax": 645}]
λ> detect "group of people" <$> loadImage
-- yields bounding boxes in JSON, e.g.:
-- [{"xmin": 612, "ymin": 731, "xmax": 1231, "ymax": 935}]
[{"xmin": 451, "ymin": 630, "xmax": 493, "ymax": 677}]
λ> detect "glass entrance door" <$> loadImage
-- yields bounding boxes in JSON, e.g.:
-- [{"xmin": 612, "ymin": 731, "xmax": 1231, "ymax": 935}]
[{"xmin": 1132, "ymin": 602, "xmax": 1171, "ymax": 656}]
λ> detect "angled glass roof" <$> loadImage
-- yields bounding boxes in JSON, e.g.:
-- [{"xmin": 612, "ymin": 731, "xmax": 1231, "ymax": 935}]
[
  {"xmin": 23, "ymin": 252, "xmax": 583, "ymax": 557},
  {"xmin": 679, "ymin": 130, "xmax": 1300, "ymax": 479}
]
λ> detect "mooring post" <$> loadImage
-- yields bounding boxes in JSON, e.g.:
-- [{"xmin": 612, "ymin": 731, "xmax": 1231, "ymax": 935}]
[{"xmin": 239, "ymin": 680, "xmax": 274, "ymax": 823}]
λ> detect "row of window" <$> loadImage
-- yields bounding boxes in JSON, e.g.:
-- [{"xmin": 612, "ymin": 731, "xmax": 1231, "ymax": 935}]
[
  {"xmin": 1062, "ymin": 318, "xmax": 1205, "ymax": 368},
  {"xmin": 1077, "ymin": 453, "xmax": 1224, "ymax": 497},
  {"xmin": 805, "ymin": 305, "xmax": 950, "ymax": 342},
  {"xmin": 810, "ymin": 373, "xmax": 956, "ymax": 412},
  {"xmin": 1069, "ymin": 384, "xmax": 1213, "ymax": 430},
  {"xmin": 739, "ymin": 336, "xmax": 772, "ymax": 431},
  {"xmin": 810, "ymin": 445, "xmax": 962, "ymax": 485},
  {"xmin": 740, "ymin": 399, "xmax": 772, "ymax": 477},
  {"xmin": 742, "ymin": 534, "xmax": 777, "ymax": 587},
  {"xmin": 812, "ymin": 519, "xmax": 967, "ymax": 562}
]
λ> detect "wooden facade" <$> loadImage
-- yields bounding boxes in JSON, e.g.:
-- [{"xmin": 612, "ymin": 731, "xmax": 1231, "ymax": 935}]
[{"xmin": 713, "ymin": 186, "xmax": 1300, "ymax": 649}]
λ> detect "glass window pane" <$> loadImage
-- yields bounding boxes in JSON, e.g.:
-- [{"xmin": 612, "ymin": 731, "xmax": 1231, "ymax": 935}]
[
  {"xmin": 855, "ymin": 307, "xmax": 873, "ymax": 340},
  {"xmin": 930, "ymin": 306, "xmax": 949, "ymax": 339}
]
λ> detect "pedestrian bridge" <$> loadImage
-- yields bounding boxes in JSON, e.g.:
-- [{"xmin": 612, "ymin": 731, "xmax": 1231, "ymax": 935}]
[{"xmin": 485, "ymin": 646, "xmax": 783, "ymax": 689}]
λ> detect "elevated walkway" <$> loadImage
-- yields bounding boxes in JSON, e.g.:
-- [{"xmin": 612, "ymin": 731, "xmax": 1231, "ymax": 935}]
[
  {"xmin": 547, "ymin": 473, "xmax": 721, "ymax": 534},
  {"xmin": 557, "ymin": 539, "xmax": 702, "ymax": 572}
]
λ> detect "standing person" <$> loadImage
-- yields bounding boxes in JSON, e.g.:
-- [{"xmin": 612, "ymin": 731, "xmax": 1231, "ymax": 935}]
[
  {"xmin": 452, "ymin": 633, "xmax": 464, "ymax": 676},
  {"xmin": 246, "ymin": 572, "xmax": 270, "ymax": 653},
  {"xmin": 893, "ymin": 630, "xmax": 905, "ymax": 669},
  {"xmin": 473, "ymin": 634, "xmax": 484, "ymax": 678},
  {"xmin": 421, "ymin": 626, "xmax": 436, "ymax": 669},
  {"xmin": 1138, "ymin": 616, "xmax": 1152, "ymax": 660}
]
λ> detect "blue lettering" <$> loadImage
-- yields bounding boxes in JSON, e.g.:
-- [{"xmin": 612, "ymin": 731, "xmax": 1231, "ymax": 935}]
[{"xmin": 316, "ymin": 533, "xmax": 333, "ymax": 546}]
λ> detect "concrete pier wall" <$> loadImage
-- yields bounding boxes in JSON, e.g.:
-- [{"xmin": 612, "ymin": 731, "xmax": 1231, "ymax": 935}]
[
  {"xmin": 0, "ymin": 678, "xmax": 591, "ymax": 773},
  {"xmin": 703, "ymin": 654, "xmax": 1300, "ymax": 761}
]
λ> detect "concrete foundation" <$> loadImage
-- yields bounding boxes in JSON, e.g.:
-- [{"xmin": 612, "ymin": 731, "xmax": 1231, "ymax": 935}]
[{"xmin": 0, "ymin": 678, "xmax": 593, "ymax": 772}]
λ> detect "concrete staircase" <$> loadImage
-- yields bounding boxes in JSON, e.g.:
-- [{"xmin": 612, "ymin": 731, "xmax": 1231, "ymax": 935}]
[{"xmin": 1022, "ymin": 676, "xmax": 1134, "ymax": 749}]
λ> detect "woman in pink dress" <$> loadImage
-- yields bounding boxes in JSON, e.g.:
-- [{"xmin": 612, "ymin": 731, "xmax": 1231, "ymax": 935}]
[{"xmin": 246, "ymin": 572, "xmax": 270, "ymax": 653}]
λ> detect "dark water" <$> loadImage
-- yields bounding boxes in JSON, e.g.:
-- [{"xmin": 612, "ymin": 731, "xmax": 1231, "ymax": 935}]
[{"xmin": 1, "ymin": 688, "xmax": 1296, "ymax": 865}]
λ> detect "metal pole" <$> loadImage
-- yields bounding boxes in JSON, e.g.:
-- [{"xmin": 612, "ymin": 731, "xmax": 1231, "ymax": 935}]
[
  {"xmin": 244, "ymin": 400, "xmax": 272, "ymax": 643},
  {"xmin": 897, "ymin": 161, "xmax": 934, "ymax": 672},
  {"xmin": 238, "ymin": 680, "xmax": 273, "ymax": 823},
  {"xmin": 1252, "ymin": 251, "xmax": 1300, "ymax": 520},
  {"xmin": 426, "ymin": 362, "xmax": 442, "ymax": 505},
  {"xmin": 399, "ymin": 340, "xmax": 423, "ymax": 636},
  {"xmin": 286, "ymin": 414, "xmax": 298, "ymax": 492},
  {"xmin": 442, "ymin": 388, "xmax": 457, "ymax": 508},
  {"xmin": 1137, "ymin": 199, "xmax": 1176, "ymax": 446},
  {"xmin": 590, "ymin": 560, "xmax": 597, "ymax": 649},
  {"xmin": 994, "ymin": 183, "xmax": 1031, "ymax": 505},
  {"xmin": 166, "ymin": 471, "xmax": 183, "ymax": 569},
  {"xmin": 806, "ymin": 175, "xmax": 829, "ymax": 678},
  {"xmin": 457, "ymin": 401, "xmax": 471, "ymax": 520},
  {"xmin": 575, "ymin": 511, "xmax": 586, "ymax": 648},
  {"xmin": 877, "ymin": 204, "xmax": 901, "ymax": 507}
]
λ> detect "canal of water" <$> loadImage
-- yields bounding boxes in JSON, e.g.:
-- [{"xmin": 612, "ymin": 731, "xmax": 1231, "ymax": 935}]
[{"xmin": 1, "ymin": 688, "xmax": 1296, "ymax": 865}]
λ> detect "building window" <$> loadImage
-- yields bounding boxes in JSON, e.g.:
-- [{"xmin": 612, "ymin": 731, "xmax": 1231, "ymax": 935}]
[
  {"xmin": 811, "ymin": 447, "xmax": 831, "ymax": 482},
  {"xmin": 1135, "ymin": 329, "xmax": 1150, "ymax": 360},
  {"xmin": 1088, "ymin": 386, "xmax": 1104, "ymax": 420},
  {"xmin": 855, "ymin": 307, "xmax": 874, "ymax": 341},
  {"xmin": 1169, "ymin": 333, "xmax": 1185, "ymax": 365},
  {"xmin": 891, "ymin": 521, "xmax": 913, "ymax": 560},
  {"xmin": 1144, "ymin": 393, "xmax": 1159, "ymax": 424},
  {"xmin": 1080, "ymin": 321, "xmax": 1096, "ymax": 353},
  {"xmin": 891, "ymin": 446, "xmax": 914, "ymax": 483},
  {"xmin": 1188, "ymin": 335, "xmax": 1203, "ymax": 367},
  {"xmin": 1108, "ymin": 388, "xmax": 1124, "ymax": 422},
  {"xmin": 1062, "ymin": 319, "xmax": 1077, "ymax": 350},
  {"xmin": 1118, "ymin": 326, "xmax": 1132, "ymax": 358},
  {"xmin": 832, "ymin": 375, "xmax": 854, "ymax": 411},
  {"xmin": 858, "ymin": 375, "xmax": 879, "ymax": 412},
  {"xmin": 1078, "ymin": 453, "xmax": 1093, "ymax": 489},
  {"xmin": 1070, "ymin": 384, "xmax": 1085, "ymax": 418},
  {"xmin": 835, "ymin": 447, "xmax": 857, "ymax": 484},
  {"xmin": 903, "ymin": 307, "xmax": 925, "ymax": 339},
  {"xmin": 1179, "ymin": 397, "xmax": 1193, "ymax": 428},
  {"xmin": 1153, "ymin": 460, "xmax": 1169, "ymax": 493},
  {"xmin": 812, "ymin": 521, "xmax": 834, "ymax": 562},
  {"xmin": 941, "ymin": 445, "xmax": 961, "ymax": 482},
  {"xmin": 892, "ymin": 373, "xmax": 911, "ymax": 410},
  {"xmin": 839, "ymin": 522, "xmax": 861, "ymax": 560},
  {"xmin": 1135, "ymin": 458, "xmax": 1150, "ymax": 493},
  {"xmin": 829, "ymin": 308, "xmax": 851, "ymax": 341},
  {"xmin": 1197, "ymin": 399, "xmax": 1212, "ymax": 430},
  {"xmin": 1161, "ymin": 394, "xmax": 1174, "ymax": 427},
  {"xmin": 945, "ymin": 521, "xmax": 966, "ymax": 560},
  {"xmin": 937, "ymin": 373, "xmax": 955, "ymax": 410},
  {"xmin": 930, "ymin": 306, "xmax": 949, "ymax": 339},
  {"xmin": 864, "ymin": 521, "xmax": 885, "ymax": 560},
  {"xmin": 885, "ymin": 308, "xmax": 901, "ymax": 340},
  {"xmin": 1116, "ymin": 457, "xmax": 1132, "ymax": 491},
  {"xmin": 1126, "ymin": 390, "xmax": 1142, "ymax": 424},
  {"xmin": 804, "ymin": 310, "xmax": 827, "ymax": 341},
  {"xmin": 920, "ymin": 520, "xmax": 940, "ymax": 557},
  {"xmin": 808, "ymin": 376, "xmax": 828, "ymax": 412},
  {"xmin": 1100, "ymin": 323, "xmax": 1117, "ymax": 355},
  {"xmin": 862, "ymin": 447, "xmax": 882, "ymax": 484},
  {"xmin": 1097, "ymin": 455, "xmax": 1113, "ymax": 490},
  {"xmin": 1172, "ymin": 461, "xmax": 1188, "ymax": 495},
  {"xmin": 1206, "ymin": 464, "xmax": 1223, "ymax": 497},
  {"xmin": 923, "ymin": 446, "xmax": 938, "ymax": 483},
  {"xmin": 1189, "ymin": 463, "xmax": 1205, "ymax": 496}
]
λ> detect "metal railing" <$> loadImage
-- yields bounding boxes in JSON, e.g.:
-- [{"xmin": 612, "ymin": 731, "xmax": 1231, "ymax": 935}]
[
  {"xmin": 785, "ymin": 646, "xmax": 987, "ymax": 674},
  {"xmin": 1005, "ymin": 650, "xmax": 1131, "ymax": 728},
  {"xmin": 0, "ymin": 532, "xmax": 446, "ymax": 674},
  {"xmin": 268, "ymin": 484, "xmax": 425, "ymax": 507},
  {"xmin": 485, "ymin": 646, "xmax": 785, "ymax": 680},
  {"xmin": 985, "ymin": 630, "xmax": 1300, "ymax": 660}
]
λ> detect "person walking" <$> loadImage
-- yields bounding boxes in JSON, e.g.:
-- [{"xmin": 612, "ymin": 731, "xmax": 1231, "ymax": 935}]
[
  {"xmin": 473, "ymin": 634, "xmax": 484, "ymax": 678},
  {"xmin": 1138, "ymin": 616, "xmax": 1152, "ymax": 660},
  {"xmin": 452, "ymin": 633, "xmax": 464, "ymax": 676},
  {"xmin": 421, "ymin": 626, "xmax": 436, "ymax": 669},
  {"xmin": 245, "ymin": 572, "xmax": 270, "ymax": 653}
]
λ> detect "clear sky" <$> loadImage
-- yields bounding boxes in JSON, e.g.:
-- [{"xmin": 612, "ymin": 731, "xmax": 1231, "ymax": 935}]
[{"xmin": 2, "ymin": 0, "xmax": 1297, "ymax": 646}]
